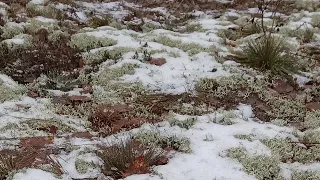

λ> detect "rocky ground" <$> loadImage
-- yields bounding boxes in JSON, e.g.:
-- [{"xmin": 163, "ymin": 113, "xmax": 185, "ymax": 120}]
[{"xmin": 0, "ymin": 0, "xmax": 320, "ymax": 179}]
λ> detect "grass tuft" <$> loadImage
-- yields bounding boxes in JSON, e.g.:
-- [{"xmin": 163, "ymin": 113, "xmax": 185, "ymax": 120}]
[
  {"xmin": 236, "ymin": 35, "xmax": 299, "ymax": 78},
  {"xmin": 98, "ymin": 138, "xmax": 164, "ymax": 179}
]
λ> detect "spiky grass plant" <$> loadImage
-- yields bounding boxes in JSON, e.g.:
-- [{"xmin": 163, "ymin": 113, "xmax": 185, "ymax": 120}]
[
  {"xmin": 98, "ymin": 138, "xmax": 165, "ymax": 179},
  {"xmin": 237, "ymin": 35, "xmax": 299, "ymax": 78}
]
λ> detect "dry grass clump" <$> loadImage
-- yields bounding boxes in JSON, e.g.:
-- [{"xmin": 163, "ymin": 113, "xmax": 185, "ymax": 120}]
[{"xmin": 98, "ymin": 138, "xmax": 166, "ymax": 179}]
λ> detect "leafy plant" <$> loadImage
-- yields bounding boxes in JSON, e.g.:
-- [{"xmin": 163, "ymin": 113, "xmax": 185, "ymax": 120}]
[{"xmin": 236, "ymin": 35, "xmax": 299, "ymax": 78}]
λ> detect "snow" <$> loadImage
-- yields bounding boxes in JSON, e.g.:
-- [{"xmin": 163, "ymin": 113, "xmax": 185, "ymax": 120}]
[
  {"xmin": 122, "ymin": 52, "xmax": 229, "ymax": 94},
  {"xmin": 30, "ymin": 0, "xmax": 47, "ymax": 5},
  {"xmin": 12, "ymin": 169, "xmax": 63, "ymax": 180}
]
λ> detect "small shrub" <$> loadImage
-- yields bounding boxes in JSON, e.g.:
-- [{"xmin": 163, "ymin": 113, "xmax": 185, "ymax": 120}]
[
  {"xmin": 236, "ymin": 35, "xmax": 299, "ymax": 78},
  {"xmin": 98, "ymin": 138, "xmax": 165, "ymax": 179}
]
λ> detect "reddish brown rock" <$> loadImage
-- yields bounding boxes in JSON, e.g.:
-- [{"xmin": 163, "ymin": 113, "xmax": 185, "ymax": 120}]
[
  {"xmin": 306, "ymin": 102, "xmax": 320, "ymax": 111},
  {"xmin": 69, "ymin": 95, "xmax": 91, "ymax": 102},
  {"xmin": 149, "ymin": 58, "xmax": 166, "ymax": 66},
  {"xmin": 273, "ymin": 80, "xmax": 294, "ymax": 94},
  {"xmin": 19, "ymin": 136, "xmax": 53, "ymax": 148},
  {"xmin": 27, "ymin": 90, "xmax": 39, "ymax": 98}
]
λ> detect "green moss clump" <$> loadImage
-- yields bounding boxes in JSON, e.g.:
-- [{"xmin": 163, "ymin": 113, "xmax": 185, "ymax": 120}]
[
  {"xmin": 21, "ymin": 118, "xmax": 76, "ymax": 134},
  {"xmin": 93, "ymin": 63, "xmax": 139, "ymax": 86},
  {"xmin": 195, "ymin": 76, "xmax": 250, "ymax": 98},
  {"xmin": 184, "ymin": 23, "xmax": 204, "ymax": 33},
  {"xmin": 227, "ymin": 147, "xmax": 283, "ymax": 180},
  {"xmin": 304, "ymin": 110, "xmax": 320, "ymax": 129},
  {"xmin": 153, "ymin": 36, "xmax": 208, "ymax": 56},
  {"xmin": 0, "ymin": 123, "xmax": 20, "ymax": 132},
  {"xmin": 26, "ymin": 17, "xmax": 59, "ymax": 34},
  {"xmin": 292, "ymin": 170, "xmax": 320, "ymax": 180},
  {"xmin": 217, "ymin": 29, "xmax": 241, "ymax": 41},
  {"xmin": 75, "ymin": 159, "xmax": 95, "ymax": 174},
  {"xmin": 48, "ymin": 30, "xmax": 69, "ymax": 42},
  {"xmin": 169, "ymin": 117, "xmax": 197, "ymax": 130},
  {"xmin": 84, "ymin": 46, "xmax": 133, "ymax": 64},
  {"xmin": 311, "ymin": 14, "xmax": 320, "ymax": 28},
  {"xmin": 26, "ymin": 2, "xmax": 62, "ymax": 19},
  {"xmin": 0, "ymin": 84, "xmax": 25, "ymax": 103},
  {"xmin": 70, "ymin": 33, "xmax": 117, "ymax": 51},
  {"xmin": 1, "ymin": 22, "xmax": 25, "ymax": 39},
  {"xmin": 261, "ymin": 138, "xmax": 320, "ymax": 163},
  {"xmin": 142, "ymin": 22, "xmax": 161, "ymax": 33},
  {"xmin": 134, "ymin": 131, "xmax": 191, "ymax": 153},
  {"xmin": 234, "ymin": 134, "xmax": 254, "ymax": 141}
]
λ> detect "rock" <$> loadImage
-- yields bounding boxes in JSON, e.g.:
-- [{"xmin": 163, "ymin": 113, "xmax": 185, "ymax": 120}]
[
  {"xmin": 69, "ymin": 95, "xmax": 91, "ymax": 102},
  {"xmin": 273, "ymin": 80, "xmax": 294, "ymax": 94},
  {"xmin": 211, "ymin": 68, "xmax": 217, "ymax": 72},
  {"xmin": 27, "ymin": 90, "xmax": 39, "ymax": 98},
  {"xmin": 149, "ymin": 58, "xmax": 166, "ymax": 66},
  {"xmin": 19, "ymin": 136, "xmax": 54, "ymax": 148},
  {"xmin": 306, "ymin": 102, "xmax": 320, "ymax": 111}
]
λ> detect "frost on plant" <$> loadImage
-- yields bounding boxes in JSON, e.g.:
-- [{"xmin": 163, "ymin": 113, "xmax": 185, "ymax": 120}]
[
  {"xmin": 26, "ymin": 17, "xmax": 59, "ymax": 34},
  {"xmin": 291, "ymin": 170, "xmax": 320, "ymax": 180},
  {"xmin": 304, "ymin": 110, "xmax": 320, "ymax": 129},
  {"xmin": 1, "ymin": 22, "xmax": 25, "ymax": 39},
  {"xmin": 48, "ymin": 30, "xmax": 69, "ymax": 42},
  {"xmin": 169, "ymin": 117, "xmax": 197, "ymax": 130},
  {"xmin": 153, "ymin": 36, "xmax": 209, "ymax": 56},
  {"xmin": 134, "ymin": 131, "xmax": 191, "ymax": 153},
  {"xmin": 227, "ymin": 147, "xmax": 283, "ymax": 180},
  {"xmin": 21, "ymin": 118, "xmax": 76, "ymax": 134},
  {"xmin": 93, "ymin": 63, "xmax": 139, "ymax": 86},
  {"xmin": 84, "ymin": 47, "xmax": 133, "ymax": 64},
  {"xmin": 261, "ymin": 138, "xmax": 320, "ymax": 163},
  {"xmin": 75, "ymin": 159, "xmax": 96, "ymax": 174},
  {"xmin": 70, "ymin": 33, "xmax": 117, "ymax": 51},
  {"xmin": 0, "ymin": 84, "xmax": 25, "ymax": 103},
  {"xmin": 26, "ymin": 2, "xmax": 62, "ymax": 19}
]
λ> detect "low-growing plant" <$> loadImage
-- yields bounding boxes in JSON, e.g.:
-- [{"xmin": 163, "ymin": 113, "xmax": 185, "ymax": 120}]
[
  {"xmin": 134, "ymin": 131, "xmax": 191, "ymax": 153},
  {"xmin": 88, "ymin": 15, "xmax": 113, "ymax": 28},
  {"xmin": 169, "ymin": 117, "xmax": 197, "ymax": 130},
  {"xmin": 227, "ymin": 147, "xmax": 283, "ymax": 180}
]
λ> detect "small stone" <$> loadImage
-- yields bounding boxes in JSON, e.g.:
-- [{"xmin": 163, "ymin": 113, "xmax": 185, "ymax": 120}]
[
  {"xmin": 149, "ymin": 58, "xmax": 166, "ymax": 66},
  {"xmin": 69, "ymin": 95, "xmax": 91, "ymax": 102},
  {"xmin": 211, "ymin": 68, "xmax": 217, "ymax": 72},
  {"xmin": 27, "ymin": 90, "xmax": 39, "ymax": 98},
  {"xmin": 273, "ymin": 80, "xmax": 294, "ymax": 94}
]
